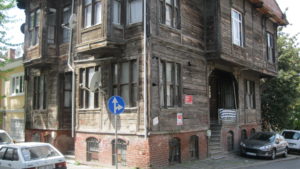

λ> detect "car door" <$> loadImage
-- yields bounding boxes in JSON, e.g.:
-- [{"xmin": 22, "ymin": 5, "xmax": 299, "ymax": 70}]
[{"xmin": 0, "ymin": 148, "xmax": 19, "ymax": 169}]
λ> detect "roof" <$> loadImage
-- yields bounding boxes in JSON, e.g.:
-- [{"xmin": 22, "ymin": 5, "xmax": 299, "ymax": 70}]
[{"xmin": 248, "ymin": 0, "xmax": 288, "ymax": 25}]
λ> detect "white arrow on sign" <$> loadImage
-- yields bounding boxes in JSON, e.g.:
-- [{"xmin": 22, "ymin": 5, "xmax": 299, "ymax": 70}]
[{"xmin": 112, "ymin": 97, "xmax": 124, "ymax": 114}]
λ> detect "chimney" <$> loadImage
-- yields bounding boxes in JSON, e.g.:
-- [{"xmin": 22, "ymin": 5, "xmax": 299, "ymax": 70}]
[{"xmin": 7, "ymin": 49, "xmax": 15, "ymax": 60}]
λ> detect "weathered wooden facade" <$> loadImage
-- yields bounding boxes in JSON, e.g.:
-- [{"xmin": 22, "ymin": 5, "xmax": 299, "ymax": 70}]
[{"xmin": 18, "ymin": 0, "xmax": 287, "ymax": 168}]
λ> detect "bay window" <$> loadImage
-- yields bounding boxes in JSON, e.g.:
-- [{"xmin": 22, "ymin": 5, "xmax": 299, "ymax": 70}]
[
  {"xmin": 83, "ymin": 0, "xmax": 102, "ymax": 28},
  {"xmin": 231, "ymin": 9, "xmax": 243, "ymax": 46},
  {"xmin": 29, "ymin": 9, "xmax": 40, "ymax": 46},
  {"xmin": 127, "ymin": 0, "xmax": 143, "ymax": 24},
  {"xmin": 159, "ymin": 0, "xmax": 180, "ymax": 29}
]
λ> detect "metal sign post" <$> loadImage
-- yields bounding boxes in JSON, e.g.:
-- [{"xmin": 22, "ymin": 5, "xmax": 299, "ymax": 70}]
[{"xmin": 108, "ymin": 96, "xmax": 125, "ymax": 169}]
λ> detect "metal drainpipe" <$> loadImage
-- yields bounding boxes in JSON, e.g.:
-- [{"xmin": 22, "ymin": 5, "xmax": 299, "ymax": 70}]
[
  {"xmin": 143, "ymin": 0, "xmax": 148, "ymax": 139},
  {"xmin": 67, "ymin": 0, "xmax": 75, "ymax": 138}
]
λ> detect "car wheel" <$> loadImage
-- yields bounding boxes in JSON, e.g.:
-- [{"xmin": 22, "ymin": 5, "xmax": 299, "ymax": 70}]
[
  {"xmin": 271, "ymin": 149, "xmax": 276, "ymax": 160},
  {"xmin": 283, "ymin": 148, "xmax": 288, "ymax": 158}
]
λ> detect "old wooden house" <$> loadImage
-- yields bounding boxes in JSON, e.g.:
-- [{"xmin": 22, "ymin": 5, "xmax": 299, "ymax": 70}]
[{"xmin": 17, "ymin": 0, "xmax": 287, "ymax": 168}]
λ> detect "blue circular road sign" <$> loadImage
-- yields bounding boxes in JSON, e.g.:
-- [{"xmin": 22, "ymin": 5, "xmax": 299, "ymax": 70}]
[{"xmin": 108, "ymin": 96, "xmax": 126, "ymax": 115}]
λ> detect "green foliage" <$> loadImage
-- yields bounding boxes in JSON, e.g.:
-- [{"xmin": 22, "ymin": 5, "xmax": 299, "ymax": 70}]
[{"xmin": 261, "ymin": 30, "xmax": 300, "ymax": 131}]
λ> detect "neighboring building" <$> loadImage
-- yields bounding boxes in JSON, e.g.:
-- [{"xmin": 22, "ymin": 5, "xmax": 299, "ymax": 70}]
[
  {"xmin": 17, "ymin": 0, "xmax": 287, "ymax": 168},
  {"xmin": 0, "ymin": 49, "xmax": 25, "ymax": 142}
]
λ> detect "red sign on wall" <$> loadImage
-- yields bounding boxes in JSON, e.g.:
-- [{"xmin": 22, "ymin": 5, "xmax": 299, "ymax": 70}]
[
  {"xmin": 177, "ymin": 113, "xmax": 183, "ymax": 126},
  {"xmin": 184, "ymin": 95, "xmax": 193, "ymax": 104}
]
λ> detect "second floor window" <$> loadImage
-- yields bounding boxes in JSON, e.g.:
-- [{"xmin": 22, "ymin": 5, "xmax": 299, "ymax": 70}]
[
  {"xmin": 62, "ymin": 6, "xmax": 71, "ymax": 43},
  {"xmin": 127, "ymin": 0, "xmax": 143, "ymax": 24},
  {"xmin": 83, "ymin": 0, "xmax": 102, "ymax": 28},
  {"xmin": 112, "ymin": 0, "xmax": 121, "ymax": 24},
  {"xmin": 231, "ymin": 9, "xmax": 243, "ymax": 46},
  {"xmin": 33, "ymin": 75, "xmax": 47, "ymax": 110},
  {"xmin": 80, "ymin": 66, "xmax": 100, "ymax": 109},
  {"xmin": 47, "ymin": 8, "xmax": 57, "ymax": 44},
  {"xmin": 11, "ymin": 75, "xmax": 24, "ymax": 95},
  {"xmin": 112, "ymin": 60, "xmax": 137, "ymax": 107},
  {"xmin": 160, "ymin": 0, "xmax": 180, "ymax": 29},
  {"xmin": 29, "ymin": 9, "xmax": 40, "ymax": 46},
  {"xmin": 244, "ymin": 80, "xmax": 255, "ymax": 109},
  {"xmin": 160, "ymin": 61, "xmax": 181, "ymax": 108},
  {"xmin": 267, "ymin": 33, "xmax": 275, "ymax": 63}
]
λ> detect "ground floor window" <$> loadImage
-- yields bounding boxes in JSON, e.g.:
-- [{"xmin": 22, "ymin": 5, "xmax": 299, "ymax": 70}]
[
  {"xmin": 169, "ymin": 137, "xmax": 181, "ymax": 164},
  {"xmin": 241, "ymin": 129, "xmax": 247, "ymax": 141},
  {"xmin": 189, "ymin": 135, "xmax": 199, "ymax": 160},
  {"xmin": 227, "ymin": 131, "xmax": 234, "ymax": 151},
  {"xmin": 250, "ymin": 128, "xmax": 256, "ymax": 137},
  {"xmin": 112, "ymin": 139, "xmax": 127, "ymax": 166},
  {"xmin": 86, "ymin": 137, "xmax": 99, "ymax": 161}
]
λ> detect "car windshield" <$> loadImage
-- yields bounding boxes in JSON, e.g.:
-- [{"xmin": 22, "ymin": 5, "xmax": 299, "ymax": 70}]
[
  {"xmin": 0, "ymin": 133, "xmax": 12, "ymax": 144},
  {"xmin": 21, "ymin": 145, "xmax": 60, "ymax": 161},
  {"xmin": 282, "ymin": 131, "xmax": 300, "ymax": 140},
  {"xmin": 250, "ymin": 133, "xmax": 275, "ymax": 142}
]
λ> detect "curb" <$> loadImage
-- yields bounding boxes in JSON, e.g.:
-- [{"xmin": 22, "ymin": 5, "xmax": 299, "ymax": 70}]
[{"xmin": 228, "ymin": 155, "xmax": 299, "ymax": 169}]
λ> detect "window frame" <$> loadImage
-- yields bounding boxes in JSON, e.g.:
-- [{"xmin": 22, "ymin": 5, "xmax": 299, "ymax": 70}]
[
  {"xmin": 79, "ymin": 66, "xmax": 101, "ymax": 109},
  {"xmin": 244, "ymin": 80, "xmax": 256, "ymax": 109},
  {"xmin": 29, "ymin": 8, "xmax": 40, "ymax": 46},
  {"xmin": 160, "ymin": 60, "xmax": 182, "ymax": 108},
  {"xmin": 47, "ymin": 8, "xmax": 57, "ymax": 44},
  {"xmin": 127, "ymin": 0, "xmax": 143, "ymax": 24},
  {"xmin": 112, "ymin": 0, "xmax": 122, "ymax": 25},
  {"xmin": 33, "ymin": 75, "xmax": 47, "ymax": 110},
  {"xmin": 112, "ymin": 60, "xmax": 138, "ymax": 108},
  {"xmin": 267, "ymin": 32, "xmax": 275, "ymax": 63},
  {"xmin": 10, "ymin": 74, "xmax": 24, "ymax": 96},
  {"xmin": 86, "ymin": 137, "xmax": 99, "ymax": 161},
  {"xmin": 83, "ymin": 0, "xmax": 102, "ymax": 28},
  {"xmin": 231, "ymin": 9, "xmax": 244, "ymax": 47},
  {"xmin": 62, "ymin": 5, "xmax": 71, "ymax": 43},
  {"xmin": 159, "ymin": 0, "xmax": 181, "ymax": 29}
]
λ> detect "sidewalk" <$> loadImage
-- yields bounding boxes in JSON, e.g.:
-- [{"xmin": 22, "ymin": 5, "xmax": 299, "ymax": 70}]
[{"xmin": 66, "ymin": 153, "xmax": 299, "ymax": 169}]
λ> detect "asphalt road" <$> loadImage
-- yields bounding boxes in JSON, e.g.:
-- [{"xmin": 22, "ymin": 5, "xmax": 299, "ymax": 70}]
[{"xmin": 245, "ymin": 158, "xmax": 300, "ymax": 169}]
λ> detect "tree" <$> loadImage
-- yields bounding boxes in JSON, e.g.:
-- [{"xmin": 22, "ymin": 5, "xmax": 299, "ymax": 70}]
[
  {"xmin": 261, "ymin": 30, "xmax": 300, "ymax": 131},
  {"xmin": 0, "ymin": 0, "xmax": 16, "ymax": 54}
]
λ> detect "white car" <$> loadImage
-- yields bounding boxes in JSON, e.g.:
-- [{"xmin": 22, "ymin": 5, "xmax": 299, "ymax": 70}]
[
  {"xmin": 0, "ymin": 130, "xmax": 14, "ymax": 146},
  {"xmin": 282, "ymin": 130, "xmax": 300, "ymax": 152},
  {"xmin": 0, "ymin": 142, "xmax": 67, "ymax": 169}
]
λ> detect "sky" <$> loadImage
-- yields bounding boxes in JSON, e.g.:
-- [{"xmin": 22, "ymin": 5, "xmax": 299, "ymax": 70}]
[{"xmin": 3, "ymin": 0, "xmax": 300, "ymax": 50}]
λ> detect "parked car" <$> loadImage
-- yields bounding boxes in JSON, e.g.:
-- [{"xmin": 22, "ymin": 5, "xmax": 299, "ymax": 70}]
[
  {"xmin": 240, "ymin": 132, "xmax": 288, "ymax": 160},
  {"xmin": 282, "ymin": 130, "xmax": 300, "ymax": 152},
  {"xmin": 0, "ymin": 142, "xmax": 67, "ymax": 169},
  {"xmin": 0, "ymin": 130, "xmax": 14, "ymax": 146}
]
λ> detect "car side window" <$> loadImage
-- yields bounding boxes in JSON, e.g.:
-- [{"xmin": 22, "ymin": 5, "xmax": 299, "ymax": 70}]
[
  {"xmin": 0, "ymin": 147, "xmax": 7, "ymax": 159},
  {"xmin": 13, "ymin": 149, "xmax": 19, "ymax": 161},
  {"xmin": 3, "ymin": 148, "xmax": 14, "ymax": 160}
]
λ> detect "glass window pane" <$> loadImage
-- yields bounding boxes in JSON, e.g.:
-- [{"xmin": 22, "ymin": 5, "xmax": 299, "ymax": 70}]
[
  {"xmin": 88, "ymin": 68, "xmax": 95, "ymax": 108},
  {"xmin": 121, "ymin": 85, "xmax": 129, "ymax": 106},
  {"xmin": 132, "ymin": 85, "xmax": 137, "ymax": 107},
  {"xmin": 166, "ymin": 84, "xmax": 173, "ymax": 107},
  {"xmin": 113, "ymin": 0, "xmax": 121, "ymax": 24},
  {"xmin": 85, "ymin": 0, "xmax": 92, "ymax": 5},
  {"xmin": 64, "ymin": 91, "xmax": 71, "ymax": 107},
  {"xmin": 30, "ymin": 12, "xmax": 35, "ymax": 29},
  {"xmin": 166, "ymin": 5, "xmax": 172, "ymax": 26},
  {"xmin": 94, "ymin": 2, "xmax": 102, "ymax": 24},
  {"xmin": 166, "ymin": 62, "xmax": 172, "ymax": 83},
  {"xmin": 128, "ymin": 0, "xmax": 142, "ymax": 24},
  {"xmin": 85, "ymin": 5, "xmax": 92, "ymax": 27},
  {"xmin": 120, "ymin": 62, "xmax": 130, "ymax": 84},
  {"xmin": 36, "ymin": 10, "xmax": 40, "ymax": 26},
  {"xmin": 160, "ymin": 61, "xmax": 164, "ymax": 106}
]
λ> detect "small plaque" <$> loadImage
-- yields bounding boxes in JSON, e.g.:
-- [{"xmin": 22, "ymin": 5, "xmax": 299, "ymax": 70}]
[
  {"xmin": 185, "ymin": 95, "xmax": 193, "ymax": 104},
  {"xmin": 177, "ymin": 113, "xmax": 183, "ymax": 126}
]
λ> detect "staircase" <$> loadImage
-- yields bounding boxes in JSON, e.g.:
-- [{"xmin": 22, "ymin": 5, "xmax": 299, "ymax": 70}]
[{"xmin": 208, "ymin": 123, "xmax": 225, "ymax": 159}]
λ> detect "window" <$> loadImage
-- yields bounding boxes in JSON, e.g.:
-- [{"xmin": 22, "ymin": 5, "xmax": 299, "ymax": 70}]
[
  {"xmin": 189, "ymin": 136, "xmax": 199, "ymax": 160},
  {"xmin": 47, "ymin": 8, "xmax": 57, "ymax": 44},
  {"xmin": 29, "ymin": 9, "xmax": 40, "ymax": 46},
  {"xmin": 227, "ymin": 131, "xmax": 234, "ymax": 151},
  {"xmin": 231, "ymin": 9, "xmax": 243, "ymax": 46},
  {"xmin": 127, "ymin": 0, "xmax": 143, "ymax": 24},
  {"xmin": 60, "ymin": 73, "xmax": 72, "ymax": 128},
  {"xmin": 112, "ymin": 139, "xmax": 127, "ymax": 166},
  {"xmin": 86, "ymin": 137, "xmax": 99, "ymax": 161},
  {"xmin": 112, "ymin": 60, "xmax": 137, "ymax": 107},
  {"xmin": 169, "ymin": 138, "xmax": 180, "ymax": 164},
  {"xmin": 160, "ymin": 0, "xmax": 180, "ymax": 28},
  {"xmin": 62, "ymin": 6, "xmax": 71, "ymax": 43},
  {"xmin": 244, "ymin": 80, "xmax": 255, "ymax": 109},
  {"xmin": 160, "ymin": 61, "xmax": 181, "ymax": 108},
  {"xmin": 241, "ymin": 129, "xmax": 247, "ymax": 141},
  {"xmin": 3, "ymin": 148, "xmax": 18, "ymax": 161},
  {"xmin": 83, "ymin": 0, "xmax": 102, "ymax": 28},
  {"xmin": 113, "ymin": 0, "xmax": 121, "ymax": 24},
  {"xmin": 80, "ymin": 67, "xmax": 100, "ymax": 109},
  {"xmin": 11, "ymin": 75, "xmax": 24, "ymax": 95},
  {"xmin": 267, "ymin": 32, "xmax": 275, "ymax": 63},
  {"xmin": 250, "ymin": 128, "xmax": 256, "ymax": 137},
  {"xmin": 33, "ymin": 75, "xmax": 46, "ymax": 110}
]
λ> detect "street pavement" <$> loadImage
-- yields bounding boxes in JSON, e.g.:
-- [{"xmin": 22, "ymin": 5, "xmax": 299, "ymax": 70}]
[{"xmin": 66, "ymin": 153, "xmax": 300, "ymax": 169}]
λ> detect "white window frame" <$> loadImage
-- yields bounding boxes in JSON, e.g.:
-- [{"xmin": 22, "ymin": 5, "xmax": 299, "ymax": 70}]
[
  {"xmin": 10, "ymin": 73, "xmax": 24, "ymax": 96},
  {"xmin": 231, "ymin": 9, "xmax": 243, "ymax": 47},
  {"xmin": 127, "ymin": 0, "xmax": 143, "ymax": 24}
]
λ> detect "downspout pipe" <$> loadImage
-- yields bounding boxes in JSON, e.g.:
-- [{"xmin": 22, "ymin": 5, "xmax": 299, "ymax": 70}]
[
  {"xmin": 67, "ymin": 0, "xmax": 75, "ymax": 138},
  {"xmin": 143, "ymin": 0, "xmax": 148, "ymax": 139}
]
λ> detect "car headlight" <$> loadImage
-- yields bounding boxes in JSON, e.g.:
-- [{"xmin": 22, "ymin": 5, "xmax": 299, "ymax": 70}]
[
  {"xmin": 240, "ymin": 142, "xmax": 246, "ymax": 147},
  {"xmin": 259, "ymin": 145, "xmax": 272, "ymax": 151}
]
